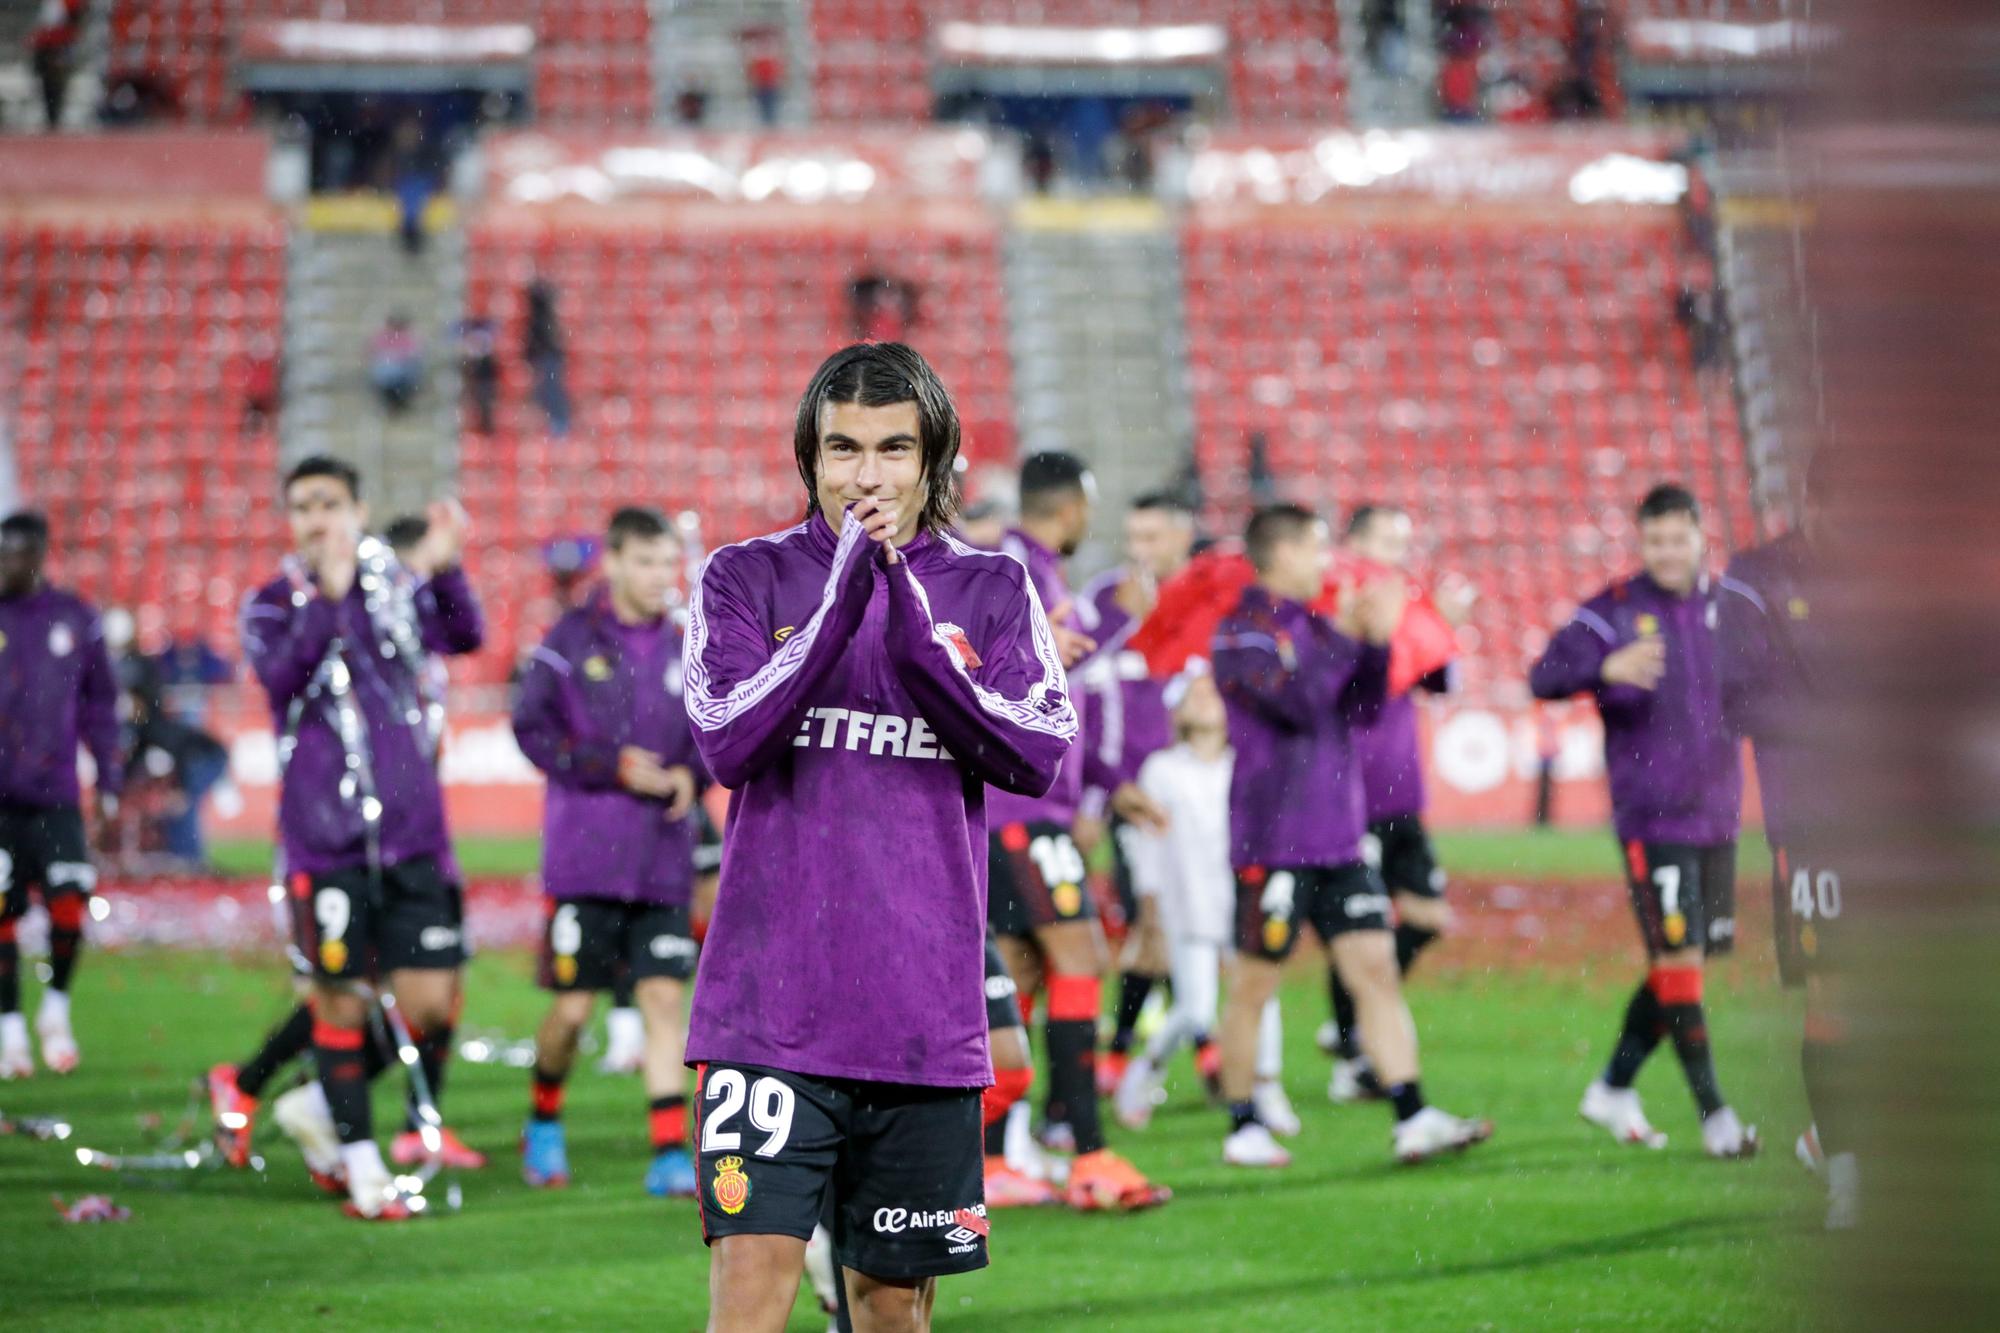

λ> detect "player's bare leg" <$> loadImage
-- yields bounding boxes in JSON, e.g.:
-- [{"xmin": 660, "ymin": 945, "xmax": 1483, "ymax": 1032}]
[
  {"xmin": 636, "ymin": 976, "xmax": 696, "ymax": 1196},
  {"xmin": 524, "ymin": 988, "xmax": 594, "ymax": 1186},
  {"xmin": 1219, "ymin": 954, "xmax": 1290, "ymax": 1166},
  {"xmin": 846, "ymin": 1270, "xmax": 938, "ymax": 1333},
  {"xmin": 387, "ymin": 965, "xmax": 483, "ymax": 1168},
  {"xmin": 708, "ymin": 1234, "xmax": 807, "ymax": 1333},
  {"xmin": 1801, "ymin": 973, "xmax": 1857, "ymax": 1226},
  {"xmin": 1331, "ymin": 930, "xmax": 1490, "ymax": 1162}
]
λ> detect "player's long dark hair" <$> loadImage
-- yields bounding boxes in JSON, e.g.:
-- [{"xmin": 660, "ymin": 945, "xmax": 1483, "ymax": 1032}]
[{"xmin": 793, "ymin": 342, "xmax": 961, "ymax": 536}]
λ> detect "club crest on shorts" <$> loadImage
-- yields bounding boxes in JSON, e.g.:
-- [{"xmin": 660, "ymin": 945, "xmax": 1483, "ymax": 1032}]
[
  {"xmin": 49, "ymin": 622, "xmax": 74, "ymax": 657},
  {"xmin": 1800, "ymin": 923, "xmax": 1818, "ymax": 957},
  {"xmin": 555, "ymin": 955, "xmax": 577, "ymax": 985},
  {"xmin": 320, "ymin": 938, "xmax": 348, "ymax": 973},
  {"xmin": 1053, "ymin": 880, "xmax": 1082, "ymax": 917},
  {"xmin": 1263, "ymin": 916, "xmax": 1291, "ymax": 952},
  {"xmin": 583, "ymin": 654, "xmax": 611, "ymax": 682},
  {"xmin": 1663, "ymin": 912, "xmax": 1687, "ymax": 947},
  {"xmin": 712, "ymin": 1155, "xmax": 750, "ymax": 1215}
]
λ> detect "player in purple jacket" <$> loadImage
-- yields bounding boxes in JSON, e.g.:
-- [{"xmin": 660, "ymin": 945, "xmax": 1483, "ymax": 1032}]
[
  {"xmin": 1214, "ymin": 504, "xmax": 1492, "ymax": 1168},
  {"xmin": 0, "ymin": 510, "xmax": 123, "ymax": 1080},
  {"xmin": 240, "ymin": 457, "xmax": 486, "ymax": 1219},
  {"xmin": 1073, "ymin": 493, "xmax": 1192, "ymax": 1097},
  {"xmin": 1719, "ymin": 459, "xmax": 1855, "ymax": 1225},
  {"xmin": 987, "ymin": 455, "xmax": 1172, "ymax": 1212},
  {"xmin": 513, "ymin": 505, "xmax": 709, "ymax": 1198},
  {"xmin": 1530, "ymin": 483, "xmax": 1756, "ymax": 1160},
  {"xmin": 1322, "ymin": 505, "xmax": 1475, "ymax": 1103},
  {"xmin": 683, "ymin": 344, "xmax": 1076, "ymax": 1331}
]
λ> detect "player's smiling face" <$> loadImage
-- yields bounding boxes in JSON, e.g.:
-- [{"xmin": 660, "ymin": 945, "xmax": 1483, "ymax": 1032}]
[
  {"xmin": 1639, "ymin": 511, "xmax": 1703, "ymax": 596},
  {"xmin": 817, "ymin": 399, "xmax": 925, "ymax": 546}
]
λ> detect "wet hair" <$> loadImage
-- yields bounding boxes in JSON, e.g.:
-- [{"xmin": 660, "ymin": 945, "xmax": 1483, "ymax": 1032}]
[
  {"xmin": 1130, "ymin": 490, "xmax": 1193, "ymax": 520},
  {"xmin": 283, "ymin": 455, "xmax": 361, "ymax": 502},
  {"xmin": 1245, "ymin": 503, "xmax": 1319, "ymax": 572},
  {"xmin": 1, "ymin": 510, "xmax": 50, "ymax": 545},
  {"xmin": 606, "ymin": 505, "xmax": 672, "ymax": 551},
  {"xmin": 793, "ymin": 342, "xmax": 960, "ymax": 535},
  {"xmin": 1019, "ymin": 451, "xmax": 1092, "ymax": 519},
  {"xmin": 1344, "ymin": 503, "xmax": 1404, "ymax": 538},
  {"xmin": 383, "ymin": 515, "xmax": 429, "ymax": 554},
  {"xmin": 1636, "ymin": 483, "xmax": 1700, "ymax": 525}
]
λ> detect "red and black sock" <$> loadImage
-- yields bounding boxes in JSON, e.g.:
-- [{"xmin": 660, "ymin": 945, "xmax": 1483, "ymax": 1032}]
[
  {"xmin": 648, "ymin": 1096, "xmax": 688, "ymax": 1153},
  {"xmin": 1604, "ymin": 979, "xmax": 1665, "ymax": 1089},
  {"xmin": 1045, "ymin": 974, "xmax": 1105, "ymax": 1155},
  {"xmin": 312, "ymin": 1018, "xmax": 372, "ymax": 1144},
  {"xmin": 403, "ymin": 1021, "xmax": 454, "ymax": 1132},
  {"xmin": 0, "ymin": 919, "xmax": 19, "ymax": 1014},
  {"xmin": 1801, "ymin": 1012, "xmax": 1851, "ymax": 1155},
  {"xmin": 237, "ymin": 1002, "xmax": 315, "ymax": 1099},
  {"xmin": 1652, "ymin": 966, "xmax": 1725, "ymax": 1117},
  {"xmin": 1108, "ymin": 972, "xmax": 1154, "ymax": 1056},
  {"xmin": 46, "ymin": 893, "xmax": 85, "ymax": 993},
  {"xmin": 981, "ymin": 1066, "xmax": 1033, "ymax": 1156},
  {"xmin": 530, "ymin": 1065, "xmax": 567, "ymax": 1122}
]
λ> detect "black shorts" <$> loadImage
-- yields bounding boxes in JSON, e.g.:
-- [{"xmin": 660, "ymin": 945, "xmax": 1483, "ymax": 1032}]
[
  {"xmin": 540, "ymin": 898, "xmax": 696, "ymax": 991},
  {"xmin": 287, "ymin": 856, "xmax": 465, "ymax": 981},
  {"xmin": 987, "ymin": 820, "xmax": 1094, "ymax": 937},
  {"xmin": 0, "ymin": 802, "xmax": 95, "ymax": 918},
  {"xmin": 693, "ymin": 806, "xmax": 724, "ymax": 878},
  {"xmin": 1365, "ymin": 814, "xmax": 1445, "ymax": 900},
  {"xmin": 1622, "ymin": 841, "xmax": 1737, "ymax": 958},
  {"xmin": 693, "ymin": 1061, "xmax": 987, "ymax": 1281},
  {"xmin": 1771, "ymin": 846, "xmax": 1844, "ymax": 987},
  {"xmin": 1235, "ymin": 862, "xmax": 1392, "ymax": 962},
  {"xmin": 983, "ymin": 932, "xmax": 1022, "ymax": 1032}
]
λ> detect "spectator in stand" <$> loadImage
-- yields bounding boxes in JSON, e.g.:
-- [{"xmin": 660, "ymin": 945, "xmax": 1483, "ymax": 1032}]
[
  {"xmin": 153, "ymin": 627, "xmax": 233, "ymax": 727},
  {"xmin": 1676, "ymin": 275, "xmax": 1724, "ymax": 371},
  {"xmin": 243, "ymin": 336, "xmax": 281, "ymax": 435},
  {"xmin": 455, "ymin": 312, "xmax": 500, "ymax": 435},
  {"xmin": 1435, "ymin": 0, "xmax": 1489, "ymax": 123},
  {"xmin": 1025, "ymin": 133, "xmax": 1058, "ymax": 194},
  {"xmin": 848, "ymin": 272, "xmax": 919, "ymax": 343},
  {"xmin": 524, "ymin": 276, "xmax": 572, "ymax": 438},
  {"xmin": 674, "ymin": 85, "xmax": 710, "ymax": 127},
  {"xmin": 742, "ymin": 28, "xmax": 785, "ymax": 127},
  {"xmin": 370, "ymin": 312, "xmax": 424, "ymax": 414},
  {"xmin": 123, "ymin": 639, "xmax": 229, "ymax": 869},
  {"xmin": 1363, "ymin": 0, "xmax": 1409, "ymax": 77},
  {"xmin": 28, "ymin": 0, "xmax": 83, "ymax": 132}
]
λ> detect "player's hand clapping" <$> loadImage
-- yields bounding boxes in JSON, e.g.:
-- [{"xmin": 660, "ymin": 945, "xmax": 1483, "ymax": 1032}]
[
  {"xmin": 1337, "ymin": 574, "xmax": 1407, "ymax": 646},
  {"xmin": 852, "ymin": 497, "xmax": 903, "ymax": 566},
  {"xmin": 414, "ymin": 498, "xmax": 471, "ymax": 573},
  {"xmin": 1109, "ymin": 780, "xmax": 1169, "ymax": 833},
  {"xmin": 1600, "ymin": 638, "xmax": 1667, "ymax": 691},
  {"xmin": 618, "ymin": 746, "xmax": 681, "ymax": 800}
]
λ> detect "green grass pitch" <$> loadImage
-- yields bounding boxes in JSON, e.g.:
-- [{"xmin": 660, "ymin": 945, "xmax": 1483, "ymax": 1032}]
[{"xmin": 2, "ymin": 945, "xmax": 1817, "ymax": 1330}]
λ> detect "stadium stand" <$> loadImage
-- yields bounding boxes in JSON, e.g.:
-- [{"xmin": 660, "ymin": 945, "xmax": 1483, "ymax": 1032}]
[
  {"xmin": 3, "ymin": 209, "xmax": 288, "ymax": 648},
  {"xmin": 809, "ymin": 0, "xmax": 1344, "ymax": 125},
  {"xmin": 458, "ymin": 130, "xmax": 1015, "ymax": 680},
  {"xmin": 1177, "ymin": 131, "xmax": 1752, "ymax": 694},
  {"xmin": 106, "ymin": 0, "xmax": 650, "ymax": 127}
]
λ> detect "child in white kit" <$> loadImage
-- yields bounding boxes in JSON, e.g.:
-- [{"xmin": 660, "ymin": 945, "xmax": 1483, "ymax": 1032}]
[{"xmin": 1114, "ymin": 663, "xmax": 1298, "ymax": 1137}]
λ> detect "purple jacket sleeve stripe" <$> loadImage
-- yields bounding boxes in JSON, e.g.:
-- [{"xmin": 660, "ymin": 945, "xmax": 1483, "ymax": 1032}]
[
  {"xmin": 930, "ymin": 537, "xmax": 1077, "ymax": 739},
  {"xmin": 1573, "ymin": 607, "xmax": 1619, "ymax": 643},
  {"xmin": 685, "ymin": 520, "xmax": 874, "ymax": 788}
]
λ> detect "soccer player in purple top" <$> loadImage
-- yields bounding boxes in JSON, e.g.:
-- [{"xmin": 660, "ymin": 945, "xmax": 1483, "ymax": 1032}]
[
  {"xmin": 241, "ymin": 456, "xmax": 487, "ymax": 1219},
  {"xmin": 1213, "ymin": 505, "xmax": 1492, "ymax": 1167},
  {"xmin": 683, "ymin": 344, "xmax": 1076, "ymax": 1332},
  {"xmin": 1719, "ymin": 456, "xmax": 1854, "ymax": 1223},
  {"xmin": 1322, "ymin": 505, "xmax": 1474, "ymax": 1102},
  {"xmin": 1074, "ymin": 493, "xmax": 1193, "ymax": 1098},
  {"xmin": 988, "ymin": 452, "xmax": 1171, "ymax": 1212},
  {"xmin": 0, "ymin": 510, "xmax": 123, "ymax": 1080},
  {"xmin": 513, "ymin": 505, "xmax": 708, "ymax": 1197},
  {"xmin": 1531, "ymin": 482, "xmax": 1757, "ymax": 1159}
]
